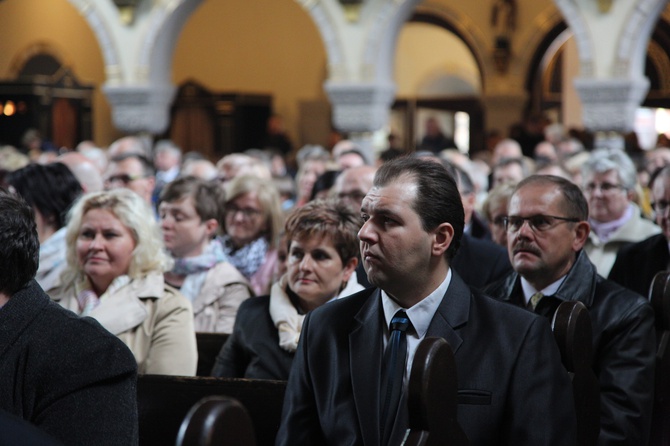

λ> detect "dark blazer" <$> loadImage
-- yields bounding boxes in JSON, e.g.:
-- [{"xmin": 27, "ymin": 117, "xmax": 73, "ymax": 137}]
[
  {"xmin": 212, "ymin": 295, "xmax": 294, "ymax": 380},
  {"xmin": 452, "ymin": 233, "xmax": 512, "ymax": 291},
  {"xmin": 608, "ymin": 233, "xmax": 669, "ymax": 297},
  {"xmin": 0, "ymin": 280, "xmax": 138, "ymax": 446},
  {"xmin": 485, "ymin": 251, "xmax": 656, "ymax": 446},
  {"xmin": 276, "ymin": 272, "xmax": 576, "ymax": 446}
]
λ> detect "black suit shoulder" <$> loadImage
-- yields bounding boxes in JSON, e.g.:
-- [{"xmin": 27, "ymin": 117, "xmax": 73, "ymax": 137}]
[
  {"xmin": 212, "ymin": 295, "xmax": 295, "ymax": 380},
  {"xmin": 609, "ymin": 233, "xmax": 668, "ymax": 297}
]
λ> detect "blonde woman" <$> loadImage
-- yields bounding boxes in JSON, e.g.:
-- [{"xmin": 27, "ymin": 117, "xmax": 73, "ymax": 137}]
[{"xmin": 51, "ymin": 189, "xmax": 197, "ymax": 376}]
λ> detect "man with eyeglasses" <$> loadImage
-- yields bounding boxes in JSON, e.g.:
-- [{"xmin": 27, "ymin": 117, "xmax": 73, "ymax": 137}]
[
  {"xmin": 610, "ymin": 165, "xmax": 670, "ymax": 297},
  {"xmin": 581, "ymin": 148, "xmax": 660, "ymax": 277},
  {"xmin": 485, "ymin": 174, "xmax": 656, "ymax": 446},
  {"xmin": 104, "ymin": 153, "xmax": 156, "ymax": 207}
]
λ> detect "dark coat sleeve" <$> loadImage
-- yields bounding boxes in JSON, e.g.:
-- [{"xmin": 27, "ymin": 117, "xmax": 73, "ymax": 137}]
[{"xmin": 275, "ymin": 311, "xmax": 327, "ymax": 446}]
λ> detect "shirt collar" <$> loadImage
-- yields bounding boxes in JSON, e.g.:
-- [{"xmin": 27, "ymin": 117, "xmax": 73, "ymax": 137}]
[
  {"xmin": 520, "ymin": 275, "xmax": 567, "ymax": 306},
  {"xmin": 381, "ymin": 268, "xmax": 452, "ymax": 338}
]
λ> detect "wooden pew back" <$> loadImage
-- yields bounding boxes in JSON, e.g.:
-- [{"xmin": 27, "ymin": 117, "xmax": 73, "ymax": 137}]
[
  {"xmin": 551, "ymin": 300, "xmax": 600, "ymax": 446},
  {"xmin": 195, "ymin": 332, "xmax": 229, "ymax": 376},
  {"xmin": 137, "ymin": 375, "xmax": 285, "ymax": 446},
  {"xmin": 402, "ymin": 337, "xmax": 469, "ymax": 446},
  {"xmin": 650, "ymin": 271, "xmax": 670, "ymax": 446},
  {"xmin": 176, "ymin": 396, "xmax": 256, "ymax": 446}
]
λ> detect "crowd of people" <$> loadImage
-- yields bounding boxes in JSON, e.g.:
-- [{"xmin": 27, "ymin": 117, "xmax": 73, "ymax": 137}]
[{"xmin": 0, "ymin": 119, "xmax": 669, "ymax": 445}]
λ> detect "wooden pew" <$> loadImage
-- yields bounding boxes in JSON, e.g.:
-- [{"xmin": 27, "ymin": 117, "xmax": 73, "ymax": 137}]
[
  {"xmin": 551, "ymin": 300, "xmax": 600, "ymax": 446},
  {"xmin": 650, "ymin": 271, "xmax": 670, "ymax": 446},
  {"xmin": 137, "ymin": 375, "xmax": 285, "ymax": 446},
  {"xmin": 402, "ymin": 337, "xmax": 469, "ymax": 446},
  {"xmin": 195, "ymin": 332, "xmax": 229, "ymax": 377},
  {"xmin": 176, "ymin": 396, "xmax": 256, "ymax": 446}
]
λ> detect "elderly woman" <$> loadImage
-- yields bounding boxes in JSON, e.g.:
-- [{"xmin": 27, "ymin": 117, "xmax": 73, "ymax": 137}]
[
  {"xmin": 159, "ymin": 176, "xmax": 252, "ymax": 333},
  {"xmin": 51, "ymin": 189, "xmax": 197, "ymax": 376},
  {"xmin": 212, "ymin": 199, "xmax": 361, "ymax": 380},
  {"xmin": 220, "ymin": 175, "xmax": 284, "ymax": 296}
]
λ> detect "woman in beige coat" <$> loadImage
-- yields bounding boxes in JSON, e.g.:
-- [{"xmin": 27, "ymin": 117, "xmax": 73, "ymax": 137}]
[{"xmin": 51, "ymin": 188, "xmax": 197, "ymax": 376}]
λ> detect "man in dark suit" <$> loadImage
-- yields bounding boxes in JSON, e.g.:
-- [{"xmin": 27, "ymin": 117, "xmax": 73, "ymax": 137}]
[
  {"xmin": 609, "ymin": 165, "xmax": 670, "ymax": 296},
  {"xmin": 0, "ymin": 191, "xmax": 139, "ymax": 445},
  {"xmin": 276, "ymin": 157, "xmax": 576, "ymax": 446},
  {"xmin": 485, "ymin": 175, "xmax": 656, "ymax": 446}
]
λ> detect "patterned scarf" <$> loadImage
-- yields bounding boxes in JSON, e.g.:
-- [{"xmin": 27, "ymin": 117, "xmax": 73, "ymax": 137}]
[
  {"xmin": 76, "ymin": 275, "xmax": 131, "ymax": 316},
  {"xmin": 170, "ymin": 239, "xmax": 229, "ymax": 301},
  {"xmin": 219, "ymin": 235, "xmax": 268, "ymax": 279}
]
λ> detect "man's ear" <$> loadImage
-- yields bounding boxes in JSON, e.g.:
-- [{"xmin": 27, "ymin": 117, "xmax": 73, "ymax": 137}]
[
  {"xmin": 432, "ymin": 222, "xmax": 454, "ymax": 257},
  {"xmin": 204, "ymin": 218, "xmax": 219, "ymax": 237},
  {"xmin": 572, "ymin": 221, "xmax": 590, "ymax": 251}
]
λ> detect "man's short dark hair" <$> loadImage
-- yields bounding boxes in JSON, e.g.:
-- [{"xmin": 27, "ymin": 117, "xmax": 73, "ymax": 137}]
[
  {"xmin": 158, "ymin": 175, "xmax": 226, "ymax": 225},
  {"xmin": 0, "ymin": 191, "xmax": 39, "ymax": 295},
  {"xmin": 110, "ymin": 152, "xmax": 155, "ymax": 177},
  {"xmin": 374, "ymin": 156, "xmax": 464, "ymax": 260},
  {"xmin": 515, "ymin": 175, "xmax": 589, "ymax": 221}
]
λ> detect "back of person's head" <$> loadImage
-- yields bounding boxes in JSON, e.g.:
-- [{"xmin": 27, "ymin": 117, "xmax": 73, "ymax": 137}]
[
  {"xmin": 374, "ymin": 156, "xmax": 464, "ymax": 260},
  {"xmin": 284, "ymin": 198, "xmax": 360, "ymax": 263},
  {"xmin": 180, "ymin": 159, "xmax": 218, "ymax": 181},
  {"xmin": 109, "ymin": 152, "xmax": 156, "ymax": 178},
  {"xmin": 296, "ymin": 144, "xmax": 330, "ymax": 169},
  {"xmin": 310, "ymin": 170, "xmax": 341, "ymax": 201},
  {"xmin": 56, "ymin": 152, "xmax": 104, "ymax": 193},
  {"xmin": 159, "ymin": 176, "xmax": 225, "ymax": 226},
  {"xmin": 581, "ymin": 147, "xmax": 637, "ymax": 192},
  {"xmin": 514, "ymin": 175, "xmax": 589, "ymax": 221},
  {"xmin": 7, "ymin": 162, "xmax": 83, "ymax": 231},
  {"xmin": 0, "ymin": 191, "xmax": 39, "ymax": 294},
  {"xmin": 108, "ymin": 135, "xmax": 151, "ymax": 159},
  {"xmin": 64, "ymin": 189, "xmax": 172, "ymax": 282},
  {"xmin": 225, "ymin": 175, "xmax": 284, "ymax": 246}
]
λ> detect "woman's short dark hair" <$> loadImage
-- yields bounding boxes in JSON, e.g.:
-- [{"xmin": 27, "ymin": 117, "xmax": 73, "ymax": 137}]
[
  {"xmin": 374, "ymin": 156, "xmax": 464, "ymax": 260},
  {"xmin": 7, "ymin": 162, "xmax": 83, "ymax": 231},
  {"xmin": 284, "ymin": 199, "xmax": 360, "ymax": 263}
]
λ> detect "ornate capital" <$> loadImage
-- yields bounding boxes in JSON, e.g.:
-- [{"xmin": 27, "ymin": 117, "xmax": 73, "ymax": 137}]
[
  {"xmin": 324, "ymin": 81, "xmax": 396, "ymax": 132},
  {"xmin": 573, "ymin": 77, "xmax": 649, "ymax": 132},
  {"xmin": 102, "ymin": 83, "xmax": 176, "ymax": 134}
]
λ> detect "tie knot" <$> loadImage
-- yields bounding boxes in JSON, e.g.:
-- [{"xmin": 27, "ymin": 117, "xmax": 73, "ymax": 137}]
[
  {"xmin": 390, "ymin": 310, "xmax": 410, "ymax": 332},
  {"xmin": 530, "ymin": 292, "xmax": 544, "ymax": 310}
]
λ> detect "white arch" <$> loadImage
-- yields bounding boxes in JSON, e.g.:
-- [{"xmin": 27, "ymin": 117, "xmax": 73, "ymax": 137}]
[
  {"xmin": 66, "ymin": 0, "xmax": 122, "ymax": 81},
  {"xmin": 615, "ymin": 0, "xmax": 667, "ymax": 77}
]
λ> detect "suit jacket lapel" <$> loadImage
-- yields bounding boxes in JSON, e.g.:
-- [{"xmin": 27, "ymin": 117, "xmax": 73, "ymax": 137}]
[
  {"xmin": 350, "ymin": 289, "xmax": 384, "ymax": 446},
  {"xmin": 426, "ymin": 272, "xmax": 471, "ymax": 354}
]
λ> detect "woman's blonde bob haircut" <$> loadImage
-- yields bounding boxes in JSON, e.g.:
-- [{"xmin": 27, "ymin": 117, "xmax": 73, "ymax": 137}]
[
  {"xmin": 62, "ymin": 189, "xmax": 173, "ymax": 284},
  {"xmin": 224, "ymin": 174, "xmax": 284, "ymax": 247}
]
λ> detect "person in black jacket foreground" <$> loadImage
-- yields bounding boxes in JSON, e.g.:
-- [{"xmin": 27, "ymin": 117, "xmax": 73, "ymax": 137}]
[{"xmin": 0, "ymin": 190, "xmax": 138, "ymax": 446}]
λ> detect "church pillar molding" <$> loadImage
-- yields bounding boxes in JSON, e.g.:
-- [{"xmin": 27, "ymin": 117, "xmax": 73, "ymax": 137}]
[
  {"xmin": 297, "ymin": 0, "xmax": 421, "ymax": 142},
  {"xmin": 102, "ymin": 83, "xmax": 176, "ymax": 134},
  {"xmin": 573, "ymin": 76, "xmax": 649, "ymax": 133},
  {"xmin": 67, "ymin": 0, "xmax": 204, "ymax": 134},
  {"xmin": 552, "ymin": 0, "xmax": 666, "ymax": 133},
  {"xmin": 325, "ymin": 80, "xmax": 396, "ymax": 132}
]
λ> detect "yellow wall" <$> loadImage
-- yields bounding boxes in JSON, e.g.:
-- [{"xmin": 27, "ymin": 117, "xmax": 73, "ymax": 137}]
[
  {"xmin": 173, "ymin": 0, "xmax": 328, "ymax": 149},
  {"xmin": 0, "ymin": 0, "xmax": 121, "ymax": 146}
]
